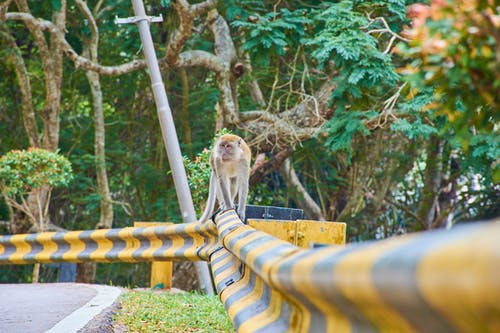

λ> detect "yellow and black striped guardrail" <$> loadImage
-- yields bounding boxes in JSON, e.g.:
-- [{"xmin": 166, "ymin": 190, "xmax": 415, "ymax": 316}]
[
  {"xmin": 212, "ymin": 210, "xmax": 500, "ymax": 333},
  {"xmin": 1, "ymin": 210, "xmax": 499, "ymax": 332},
  {"xmin": 0, "ymin": 222, "xmax": 217, "ymax": 264}
]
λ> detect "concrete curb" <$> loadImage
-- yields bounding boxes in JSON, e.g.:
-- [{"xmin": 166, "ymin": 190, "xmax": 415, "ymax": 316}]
[{"xmin": 47, "ymin": 284, "xmax": 123, "ymax": 333}]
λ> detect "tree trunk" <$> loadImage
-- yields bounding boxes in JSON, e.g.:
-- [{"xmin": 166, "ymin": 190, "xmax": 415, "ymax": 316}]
[
  {"xmin": 75, "ymin": 0, "xmax": 114, "ymax": 283},
  {"xmin": 76, "ymin": 262, "xmax": 96, "ymax": 284},
  {"xmin": 280, "ymin": 159, "xmax": 325, "ymax": 220},
  {"xmin": 87, "ymin": 69, "xmax": 113, "ymax": 230},
  {"xmin": 416, "ymin": 135, "xmax": 443, "ymax": 230}
]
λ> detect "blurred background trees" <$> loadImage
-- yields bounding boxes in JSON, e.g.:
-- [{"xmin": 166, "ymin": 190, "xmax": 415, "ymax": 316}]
[{"xmin": 0, "ymin": 0, "xmax": 497, "ymax": 285}]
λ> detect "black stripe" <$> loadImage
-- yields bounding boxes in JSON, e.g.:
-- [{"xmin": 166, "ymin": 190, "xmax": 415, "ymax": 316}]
[
  {"xmin": 0, "ymin": 235, "xmax": 17, "ymax": 259},
  {"xmin": 76, "ymin": 230, "xmax": 98, "ymax": 261},
  {"xmin": 24, "ymin": 233, "xmax": 43, "ymax": 261},
  {"xmin": 151, "ymin": 227, "xmax": 173, "ymax": 260},
  {"xmin": 104, "ymin": 229, "xmax": 126, "ymax": 260},
  {"xmin": 50, "ymin": 232, "xmax": 72, "ymax": 261}
]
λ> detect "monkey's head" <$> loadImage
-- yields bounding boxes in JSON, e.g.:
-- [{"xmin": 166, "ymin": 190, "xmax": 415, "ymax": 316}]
[{"xmin": 217, "ymin": 134, "xmax": 244, "ymax": 161}]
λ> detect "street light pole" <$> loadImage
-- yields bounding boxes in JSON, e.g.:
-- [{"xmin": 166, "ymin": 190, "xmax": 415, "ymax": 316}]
[{"xmin": 117, "ymin": 0, "xmax": 214, "ymax": 295}]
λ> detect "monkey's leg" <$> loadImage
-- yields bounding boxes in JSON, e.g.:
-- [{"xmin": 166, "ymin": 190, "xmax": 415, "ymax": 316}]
[{"xmin": 217, "ymin": 176, "xmax": 234, "ymax": 211}]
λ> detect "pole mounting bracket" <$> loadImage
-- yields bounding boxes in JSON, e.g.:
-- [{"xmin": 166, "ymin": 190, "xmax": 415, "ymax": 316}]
[{"xmin": 114, "ymin": 14, "xmax": 163, "ymax": 25}]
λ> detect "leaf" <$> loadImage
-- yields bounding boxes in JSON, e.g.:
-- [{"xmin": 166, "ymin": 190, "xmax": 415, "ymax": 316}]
[
  {"xmin": 390, "ymin": 118, "xmax": 437, "ymax": 140},
  {"xmin": 160, "ymin": 0, "xmax": 171, "ymax": 7},
  {"xmin": 50, "ymin": 0, "xmax": 62, "ymax": 11}
]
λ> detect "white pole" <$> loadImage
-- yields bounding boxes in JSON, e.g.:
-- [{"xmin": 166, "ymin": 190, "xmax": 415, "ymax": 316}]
[{"xmin": 129, "ymin": 0, "xmax": 214, "ymax": 295}]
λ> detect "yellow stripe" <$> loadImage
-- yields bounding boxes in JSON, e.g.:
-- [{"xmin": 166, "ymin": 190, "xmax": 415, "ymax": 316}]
[
  {"xmin": 62, "ymin": 231, "xmax": 86, "ymax": 261},
  {"xmin": 117, "ymin": 227, "xmax": 141, "ymax": 262},
  {"xmin": 289, "ymin": 248, "xmax": 351, "ymax": 333},
  {"xmin": 244, "ymin": 237, "xmax": 291, "ymax": 271},
  {"xmin": 213, "ymin": 250, "xmax": 233, "ymax": 269},
  {"xmin": 139, "ymin": 227, "xmax": 163, "ymax": 260},
  {"xmin": 334, "ymin": 236, "xmax": 417, "ymax": 332},
  {"xmin": 153, "ymin": 233, "xmax": 189, "ymax": 259},
  {"xmin": 239, "ymin": 287, "xmax": 287, "ymax": 332},
  {"xmin": 8, "ymin": 234, "xmax": 31, "ymax": 264},
  {"xmin": 89, "ymin": 229, "xmax": 114, "ymax": 262},
  {"xmin": 183, "ymin": 227, "xmax": 208, "ymax": 258},
  {"xmin": 236, "ymin": 239, "xmax": 293, "ymax": 331},
  {"xmin": 222, "ymin": 227, "xmax": 262, "ymax": 257},
  {"xmin": 34, "ymin": 232, "xmax": 58, "ymax": 263},
  {"xmin": 220, "ymin": 265, "xmax": 252, "ymax": 314},
  {"xmin": 212, "ymin": 252, "xmax": 236, "ymax": 279},
  {"xmin": 418, "ymin": 226, "xmax": 500, "ymax": 332},
  {"xmin": 227, "ymin": 274, "xmax": 265, "ymax": 330},
  {"xmin": 212, "ymin": 251, "xmax": 240, "ymax": 286}
]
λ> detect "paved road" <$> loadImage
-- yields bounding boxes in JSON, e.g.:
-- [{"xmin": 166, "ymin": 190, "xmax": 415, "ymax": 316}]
[{"xmin": 0, "ymin": 283, "xmax": 122, "ymax": 333}]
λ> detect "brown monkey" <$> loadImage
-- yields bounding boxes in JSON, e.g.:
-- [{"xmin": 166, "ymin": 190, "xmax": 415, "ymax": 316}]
[{"xmin": 198, "ymin": 134, "xmax": 251, "ymax": 223}]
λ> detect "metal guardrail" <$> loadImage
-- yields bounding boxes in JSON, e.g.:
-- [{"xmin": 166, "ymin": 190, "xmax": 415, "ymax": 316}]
[
  {"xmin": 0, "ymin": 223, "xmax": 217, "ymax": 264},
  {"xmin": 2, "ymin": 210, "xmax": 499, "ymax": 332},
  {"xmin": 212, "ymin": 210, "xmax": 500, "ymax": 333}
]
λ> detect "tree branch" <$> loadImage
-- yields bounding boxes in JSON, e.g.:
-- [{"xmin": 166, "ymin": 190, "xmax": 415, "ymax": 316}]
[
  {"xmin": 249, "ymin": 148, "xmax": 294, "ymax": 186},
  {"xmin": 0, "ymin": 28, "xmax": 39, "ymax": 147},
  {"xmin": 5, "ymin": 11, "xmax": 147, "ymax": 75},
  {"xmin": 281, "ymin": 158, "xmax": 325, "ymax": 220}
]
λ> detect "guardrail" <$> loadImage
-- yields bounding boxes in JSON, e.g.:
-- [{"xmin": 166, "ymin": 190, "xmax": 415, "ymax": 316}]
[
  {"xmin": 2, "ymin": 210, "xmax": 499, "ymax": 333},
  {"xmin": 212, "ymin": 210, "xmax": 500, "ymax": 333},
  {"xmin": 0, "ymin": 222, "xmax": 217, "ymax": 264}
]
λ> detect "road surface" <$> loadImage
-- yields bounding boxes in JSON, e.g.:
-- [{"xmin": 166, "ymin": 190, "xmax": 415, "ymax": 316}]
[{"xmin": 0, "ymin": 283, "xmax": 122, "ymax": 333}]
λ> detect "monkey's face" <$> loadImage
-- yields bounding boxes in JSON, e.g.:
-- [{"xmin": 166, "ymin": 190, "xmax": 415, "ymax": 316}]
[{"xmin": 218, "ymin": 140, "xmax": 241, "ymax": 161}]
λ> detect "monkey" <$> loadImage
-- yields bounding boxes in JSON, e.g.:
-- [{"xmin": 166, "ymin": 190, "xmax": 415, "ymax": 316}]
[{"xmin": 198, "ymin": 134, "xmax": 251, "ymax": 223}]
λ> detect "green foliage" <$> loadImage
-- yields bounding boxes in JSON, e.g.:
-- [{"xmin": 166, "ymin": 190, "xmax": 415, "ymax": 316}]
[
  {"xmin": 306, "ymin": 1, "xmax": 399, "ymax": 89},
  {"xmin": 184, "ymin": 149, "xmax": 212, "ymax": 213},
  {"xmin": 0, "ymin": 148, "xmax": 73, "ymax": 196},
  {"xmin": 160, "ymin": 0, "xmax": 171, "ymax": 8},
  {"xmin": 470, "ymin": 134, "xmax": 499, "ymax": 162},
  {"xmin": 396, "ymin": 0, "xmax": 499, "ymax": 182},
  {"xmin": 468, "ymin": 134, "xmax": 500, "ymax": 183},
  {"xmin": 115, "ymin": 290, "xmax": 232, "ymax": 333},
  {"xmin": 232, "ymin": 7, "xmax": 312, "ymax": 62},
  {"xmin": 390, "ymin": 118, "xmax": 437, "ymax": 140},
  {"xmin": 304, "ymin": 1, "xmax": 406, "ymax": 158},
  {"xmin": 397, "ymin": 0, "xmax": 499, "ymax": 143},
  {"xmin": 321, "ymin": 110, "xmax": 374, "ymax": 162},
  {"xmin": 50, "ymin": 0, "xmax": 62, "ymax": 11}
]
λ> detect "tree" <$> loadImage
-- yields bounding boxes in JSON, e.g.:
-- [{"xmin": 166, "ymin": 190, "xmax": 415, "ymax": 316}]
[
  {"xmin": 395, "ymin": 0, "xmax": 499, "ymax": 229},
  {"xmin": 0, "ymin": 148, "xmax": 73, "ymax": 281},
  {"xmin": 0, "ymin": 0, "xmax": 68, "ymax": 234}
]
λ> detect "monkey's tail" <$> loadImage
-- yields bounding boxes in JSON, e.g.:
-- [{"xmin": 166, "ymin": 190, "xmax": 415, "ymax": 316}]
[{"xmin": 198, "ymin": 172, "xmax": 217, "ymax": 223}]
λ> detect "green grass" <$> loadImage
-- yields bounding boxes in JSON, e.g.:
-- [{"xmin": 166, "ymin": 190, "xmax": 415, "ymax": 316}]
[{"xmin": 114, "ymin": 290, "xmax": 234, "ymax": 332}]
